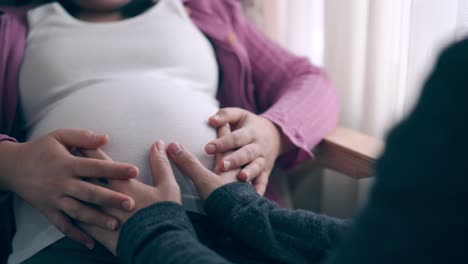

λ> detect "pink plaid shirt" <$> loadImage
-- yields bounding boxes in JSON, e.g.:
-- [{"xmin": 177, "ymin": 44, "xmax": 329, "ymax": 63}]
[{"xmin": 0, "ymin": 1, "xmax": 340, "ymax": 260}]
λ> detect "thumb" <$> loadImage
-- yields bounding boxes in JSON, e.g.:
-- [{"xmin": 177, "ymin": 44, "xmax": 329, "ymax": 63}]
[
  {"xmin": 54, "ymin": 129, "xmax": 108, "ymax": 149},
  {"xmin": 167, "ymin": 143, "xmax": 218, "ymax": 197},
  {"xmin": 150, "ymin": 141, "xmax": 177, "ymax": 187}
]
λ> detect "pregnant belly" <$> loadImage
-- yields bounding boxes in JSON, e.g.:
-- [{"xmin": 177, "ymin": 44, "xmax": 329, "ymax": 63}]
[{"xmin": 27, "ymin": 78, "xmax": 219, "ymax": 210}]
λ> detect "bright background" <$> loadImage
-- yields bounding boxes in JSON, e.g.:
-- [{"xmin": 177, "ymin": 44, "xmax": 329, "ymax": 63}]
[
  {"xmin": 2, "ymin": 0, "xmax": 466, "ymax": 217},
  {"xmin": 243, "ymin": 0, "xmax": 468, "ymax": 217}
]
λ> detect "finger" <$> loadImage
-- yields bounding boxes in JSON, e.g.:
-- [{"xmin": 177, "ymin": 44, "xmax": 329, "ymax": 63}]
[
  {"xmin": 81, "ymin": 149, "xmax": 116, "ymax": 185},
  {"xmin": 150, "ymin": 140, "xmax": 177, "ymax": 187},
  {"xmin": 208, "ymin": 108, "xmax": 247, "ymax": 127},
  {"xmin": 218, "ymin": 123, "xmax": 232, "ymax": 138},
  {"xmin": 79, "ymin": 222, "xmax": 117, "ymax": 255},
  {"xmin": 81, "ymin": 148, "xmax": 113, "ymax": 161},
  {"xmin": 213, "ymin": 125, "xmax": 232, "ymax": 173},
  {"xmin": 67, "ymin": 180, "xmax": 135, "ymax": 211},
  {"xmin": 59, "ymin": 197, "xmax": 119, "ymax": 231},
  {"xmin": 220, "ymin": 169, "xmax": 241, "ymax": 183},
  {"xmin": 238, "ymin": 157, "xmax": 266, "ymax": 182},
  {"xmin": 71, "ymin": 157, "xmax": 139, "ymax": 179},
  {"xmin": 167, "ymin": 143, "xmax": 216, "ymax": 186},
  {"xmin": 253, "ymin": 172, "xmax": 269, "ymax": 196},
  {"xmin": 205, "ymin": 129, "xmax": 254, "ymax": 155},
  {"xmin": 53, "ymin": 129, "xmax": 109, "ymax": 149},
  {"xmin": 220, "ymin": 143, "xmax": 261, "ymax": 171},
  {"xmin": 48, "ymin": 211, "xmax": 95, "ymax": 249}
]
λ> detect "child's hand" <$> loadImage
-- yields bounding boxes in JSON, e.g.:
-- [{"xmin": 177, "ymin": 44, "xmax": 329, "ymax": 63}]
[
  {"xmin": 167, "ymin": 142, "xmax": 239, "ymax": 200},
  {"xmin": 205, "ymin": 108, "xmax": 292, "ymax": 195},
  {"xmin": 80, "ymin": 141, "xmax": 182, "ymax": 255}
]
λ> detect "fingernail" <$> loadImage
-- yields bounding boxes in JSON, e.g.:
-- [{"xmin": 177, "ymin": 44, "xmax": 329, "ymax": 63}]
[
  {"xmin": 122, "ymin": 200, "xmax": 133, "ymax": 211},
  {"xmin": 224, "ymin": 160, "xmax": 231, "ymax": 171},
  {"xmin": 239, "ymin": 171, "xmax": 249, "ymax": 182},
  {"xmin": 107, "ymin": 220, "xmax": 117, "ymax": 230},
  {"xmin": 155, "ymin": 140, "xmax": 165, "ymax": 151},
  {"xmin": 169, "ymin": 143, "xmax": 183, "ymax": 156},
  {"xmin": 127, "ymin": 167, "xmax": 138, "ymax": 177},
  {"xmin": 92, "ymin": 134, "xmax": 99, "ymax": 143},
  {"xmin": 86, "ymin": 242, "xmax": 95, "ymax": 250},
  {"xmin": 93, "ymin": 133, "xmax": 106, "ymax": 143},
  {"xmin": 205, "ymin": 144, "xmax": 216, "ymax": 154},
  {"xmin": 212, "ymin": 115, "xmax": 220, "ymax": 121}
]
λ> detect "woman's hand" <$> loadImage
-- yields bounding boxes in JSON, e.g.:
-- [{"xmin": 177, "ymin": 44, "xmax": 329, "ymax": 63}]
[
  {"xmin": 204, "ymin": 108, "xmax": 293, "ymax": 195},
  {"xmin": 80, "ymin": 141, "xmax": 181, "ymax": 254},
  {"xmin": 0, "ymin": 129, "xmax": 139, "ymax": 249}
]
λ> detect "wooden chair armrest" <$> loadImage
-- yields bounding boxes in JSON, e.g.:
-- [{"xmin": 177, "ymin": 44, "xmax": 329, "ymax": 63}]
[{"xmin": 311, "ymin": 127, "xmax": 385, "ymax": 179}]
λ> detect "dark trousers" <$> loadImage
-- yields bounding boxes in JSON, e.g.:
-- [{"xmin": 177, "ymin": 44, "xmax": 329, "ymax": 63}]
[{"xmin": 22, "ymin": 212, "xmax": 270, "ymax": 264}]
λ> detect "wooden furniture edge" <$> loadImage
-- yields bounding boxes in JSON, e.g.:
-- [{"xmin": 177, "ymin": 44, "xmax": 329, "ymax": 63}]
[{"xmin": 311, "ymin": 127, "xmax": 385, "ymax": 179}]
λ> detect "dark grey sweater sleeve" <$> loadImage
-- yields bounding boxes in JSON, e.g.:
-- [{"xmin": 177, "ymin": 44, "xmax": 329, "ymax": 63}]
[
  {"xmin": 117, "ymin": 184, "xmax": 350, "ymax": 264},
  {"xmin": 116, "ymin": 202, "xmax": 231, "ymax": 264},
  {"xmin": 205, "ymin": 182, "xmax": 351, "ymax": 263}
]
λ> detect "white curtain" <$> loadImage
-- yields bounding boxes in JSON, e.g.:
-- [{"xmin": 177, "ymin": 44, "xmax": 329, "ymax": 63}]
[
  {"xmin": 324, "ymin": 0, "xmax": 464, "ymax": 138},
  {"xmin": 265, "ymin": 0, "xmax": 325, "ymax": 66},
  {"xmin": 323, "ymin": 0, "xmax": 467, "ymax": 217},
  {"xmin": 254, "ymin": 0, "xmax": 467, "ymax": 134},
  {"xmin": 247, "ymin": 0, "xmax": 467, "ymax": 217}
]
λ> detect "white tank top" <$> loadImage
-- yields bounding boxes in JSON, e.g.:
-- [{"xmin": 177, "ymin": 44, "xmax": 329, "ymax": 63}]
[{"xmin": 10, "ymin": 0, "xmax": 219, "ymax": 262}]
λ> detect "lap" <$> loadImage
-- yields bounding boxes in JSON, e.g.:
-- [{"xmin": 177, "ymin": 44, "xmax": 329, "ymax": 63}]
[
  {"xmin": 21, "ymin": 237, "xmax": 117, "ymax": 264},
  {"xmin": 23, "ymin": 212, "xmax": 269, "ymax": 264}
]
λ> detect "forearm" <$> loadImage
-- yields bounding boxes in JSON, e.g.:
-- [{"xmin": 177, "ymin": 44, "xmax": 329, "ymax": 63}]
[
  {"xmin": 0, "ymin": 140, "xmax": 17, "ymax": 264},
  {"xmin": 260, "ymin": 70, "xmax": 341, "ymax": 168},
  {"xmin": 205, "ymin": 183, "xmax": 351, "ymax": 263},
  {"xmin": 117, "ymin": 202, "xmax": 231, "ymax": 264},
  {"xmin": 0, "ymin": 140, "xmax": 19, "ymax": 192},
  {"xmin": 240, "ymin": 11, "xmax": 341, "ymax": 168}
]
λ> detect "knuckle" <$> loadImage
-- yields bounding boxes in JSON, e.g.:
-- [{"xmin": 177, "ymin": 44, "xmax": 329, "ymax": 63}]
[
  {"xmin": 62, "ymin": 160, "xmax": 76, "ymax": 176},
  {"xmin": 217, "ymin": 108, "xmax": 229, "ymax": 116},
  {"xmin": 254, "ymin": 162, "xmax": 263, "ymax": 174},
  {"xmin": 67, "ymin": 205, "xmax": 80, "ymax": 219},
  {"xmin": 248, "ymin": 163, "xmax": 260, "ymax": 175},
  {"xmin": 214, "ymin": 139, "xmax": 226, "ymax": 150},
  {"xmin": 79, "ymin": 209, "xmax": 101, "ymax": 225},
  {"xmin": 83, "ymin": 185, "xmax": 99, "ymax": 203},
  {"xmin": 181, "ymin": 155, "xmax": 196, "ymax": 166},
  {"xmin": 66, "ymin": 158, "xmax": 80, "ymax": 175},
  {"xmin": 44, "ymin": 173, "xmax": 62, "ymax": 190},
  {"xmin": 103, "ymin": 193, "xmax": 120, "ymax": 206},
  {"xmin": 180, "ymin": 153, "xmax": 197, "ymax": 168},
  {"xmin": 61, "ymin": 223, "xmax": 73, "ymax": 235},
  {"xmin": 153, "ymin": 153, "xmax": 169, "ymax": 165},
  {"xmin": 221, "ymin": 124, "xmax": 232, "ymax": 134},
  {"xmin": 56, "ymin": 218, "xmax": 71, "ymax": 234},
  {"xmin": 246, "ymin": 128, "xmax": 257, "ymax": 138},
  {"xmin": 66, "ymin": 182, "xmax": 79, "ymax": 197},
  {"xmin": 257, "ymin": 157, "xmax": 266, "ymax": 169},
  {"xmin": 243, "ymin": 147, "xmax": 255, "ymax": 161},
  {"xmin": 232, "ymin": 133, "xmax": 242, "ymax": 148},
  {"xmin": 66, "ymin": 207, "xmax": 79, "ymax": 220},
  {"xmin": 49, "ymin": 212, "xmax": 61, "ymax": 225}
]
